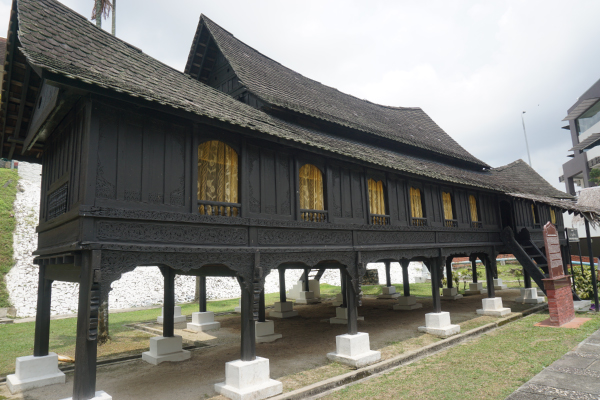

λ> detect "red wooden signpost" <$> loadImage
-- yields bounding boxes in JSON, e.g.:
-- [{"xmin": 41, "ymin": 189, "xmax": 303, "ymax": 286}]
[{"xmin": 542, "ymin": 222, "xmax": 575, "ymax": 326}]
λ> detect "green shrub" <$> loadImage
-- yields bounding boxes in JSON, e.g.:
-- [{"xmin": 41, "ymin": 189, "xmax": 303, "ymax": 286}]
[{"xmin": 573, "ymin": 266, "xmax": 599, "ymax": 300}]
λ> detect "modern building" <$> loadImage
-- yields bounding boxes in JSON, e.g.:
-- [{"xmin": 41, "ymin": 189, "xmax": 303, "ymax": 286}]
[{"xmin": 560, "ymin": 78, "xmax": 600, "ymax": 195}]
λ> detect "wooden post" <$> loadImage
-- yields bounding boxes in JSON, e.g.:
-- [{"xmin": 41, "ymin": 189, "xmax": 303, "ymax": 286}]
[
  {"xmin": 430, "ymin": 259, "xmax": 441, "ymax": 314},
  {"xmin": 523, "ymin": 267, "xmax": 532, "ymax": 288},
  {"xmin": 585, "ymin": 220, "xmax": 599, "ymax": 311},
  {"xmin": 72, "ymin": 251, "xmax": 101, "ymax": 400},
  {"xmin": 278, "ymin": 268, "xmax": 286, "ymax": 303},
  {"xmin": 385, "ymin": 261, "xmax": 392, "ymax": 287},
  {"xmin": 199, "ymin": 276, "xmax": 207, "ymax": 313},
  {"xmin": 346, "ymin": 272, "xmax": 358, "ymax": 335},
  {"xmin": 161, "ymin": 267, "xmax": 175, "ymax": 338},
  {"xmin": 471, "ymin": 256, "xmax": 477, "ymax": 283},
  {"xmin": 341, "ymin": 268, "xmax": 347, "ymax": 308},
  {"xmin": 577, "ymin": 241, "xmax": 585, "ymax": 275},
  {"xmin": 484, "ymin": 257, "xmax": 495, "ymax": 298},
  {"xmin": 445, "ymin": 257, "xmax": 453, "ymax": 288},
  {"xmin": 401, "ymin": 260, "xmax": 411, "ymax": 297},
  {"xmin": 303, "ymin": 268, "xmax": 310, "ymax": 292},
  {"xmin": 33, "ymin": 265, "xmax": 52, "ymax": 357},
  {"xmin": 258, "ymin": 289, "xmax": 266, "ymax": 322},
  {"xmin": 240, "ymin": 284, "xmax": 256, "ymax": 362}
]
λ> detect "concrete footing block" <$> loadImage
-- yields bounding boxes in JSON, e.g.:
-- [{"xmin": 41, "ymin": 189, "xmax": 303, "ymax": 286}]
[
  {"xmin": 255, "ymin": 320, "xmax": 282, "ymax": 343},
  {"xmin": 476, "ymin": 297, "xmax": 511, "ymax": 317},
  {"xmin": 234, "ymin": 299, "xmax": 242, "ymax": 313},
  {"xmin": 157, "ymin": 306, "xmax": 187, "ymax": 325},
  {"xmin": 329, "ymin": 307, "xmax": 364, "ymax": 324},
  {"xmin": 393, "ymin": 295, "xmax": 423, "ymax": 310},
  {"xmin": 142, "ymin": 336, "xmax": 191, "ymax": 365},
  {"xmin": 514, "ymin": 288, "xmax": 545, "ymax": 304},
  {"xmin": 269, "ymin": 301, "xmax": 298, "ymax": 318},
  {"xmin": 493, "ymin": 278, "xmax": 508, "ymax": 290},
  {"xmin": 332, "ymin": 293, "xmax": 344, "ymax": 307},
  {"xmin": 215, "ymin": 357, "xmax": 283, "ymax": 400},
  {"xmin": 6, "ymin": 353, "xmax": 66, "ymax": 394},
  {"xmin": 187, "ymin": 311, "xmax": 220, "ymax": 332},
  {"xmin": 60, "ymin": 391, "xmax": 112, "ymax": 400},
  {"xmin": 441, "ymin": 287, "xmax": 463, "ymax": 301},
  {"xmin": 327, "ymin": 332, "xmax": 381, "ymax": 368},
  {"xmin": 378, "ymin": 286, "xmax": 401, "ymax": 299},
  {"xmin": 464, "ymin": 282, "xmax": 486, "ymax": 295},
  {"xmin": 295, "ymin": 291, "xmax": 320, "ymax": 305},
  {"xmin": 418, "ymin": 312, "xmax": 460, "ymax": 338},
  {"xmin": 574, "ymin": 300, "xmax": 592, "ymax": 313}
]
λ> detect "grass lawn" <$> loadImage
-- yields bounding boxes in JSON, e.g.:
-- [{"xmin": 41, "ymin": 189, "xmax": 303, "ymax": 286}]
[
  {"xmin": 323, "ymin": 312, "xmax": 600, "ymax": 400},
  {"xmin": 0, "ymin": 168, "xmax": 18, "ymax": 308}
]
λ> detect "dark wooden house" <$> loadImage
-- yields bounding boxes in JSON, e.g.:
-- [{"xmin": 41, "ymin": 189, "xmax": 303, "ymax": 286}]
[{"xmin": 2, "ymin": 1, "xmax": 600, "ymax": 399}]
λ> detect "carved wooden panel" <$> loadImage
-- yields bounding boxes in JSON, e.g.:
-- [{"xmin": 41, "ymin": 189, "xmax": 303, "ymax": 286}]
[
  {"xmin": 96, "ymin": 112, "xmax": 118, "ymax": 200},
  {"xmin": 257, "ymin": 228, "xmax": 352, "ymax": 246},
  {"xmin": 357, "ymin": 231, "xmax": 435, "ymax": 245},
  {"xmin": 142, "ymin": 122, "xmax": 165, "ymax": 204},
  {"xmin": 247, "ymin": 144, "xmax": 261, "ymax": 214},
  {"xmin": 438, "ymin": 232, "xmax": 489, "ymax": 243},
  {"xmin": 117, "ymin": 118, "xmax": 143, "ymax": 203}
]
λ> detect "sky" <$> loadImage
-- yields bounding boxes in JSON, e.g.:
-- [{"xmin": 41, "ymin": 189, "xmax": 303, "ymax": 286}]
[{"xmin": 2, "ymin": 0, "xmax": 600, "ymax": 193}]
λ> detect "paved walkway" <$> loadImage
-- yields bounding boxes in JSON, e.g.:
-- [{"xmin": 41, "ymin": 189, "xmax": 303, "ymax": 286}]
[{"xmin": 507, "ymin": 328, "xmax": 600, "ymax": 399}]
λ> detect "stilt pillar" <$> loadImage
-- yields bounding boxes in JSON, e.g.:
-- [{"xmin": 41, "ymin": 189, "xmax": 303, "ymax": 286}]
[
  {"xmin": 418, "ymin": 257, "xmax": 460, "ymax": 338},
  {"xmin": 188, "ymin": 276, "xmax": 220, "ymax": 332},
  {"xmin": 327, "ymin": 269, "xmax": 380, "ymax": 368},
  {"xmin": 378, "ymin": 261, "xmax": 399, "ymax": 299},
  {"xmin": 393, "ymin": 259, "xmax": 422, "ymax": 310},
  {"xmin": 477, "ymin": 256, "xmax": 511, "ymax": 317},
  {"xmin": 464, "ymin": 255, "xmax": 485, "ymax": 295},
  {"xmin": 441, "ymin": 256, "xmax": 462, "ymax": 301},
  {"xmin": 278, "ymin": 268, "xmax": 286, "ymax": 303},
  {"xmin": 7, "ymin": 264, "xmax": 65, "ymax": 394},
  {"xmin": 143, "ymin": 267, "xmax": 190, "ymax": 365},
  {"xmin": 199, "ymin": 276, "xmax": 207, "ymax": 313}
]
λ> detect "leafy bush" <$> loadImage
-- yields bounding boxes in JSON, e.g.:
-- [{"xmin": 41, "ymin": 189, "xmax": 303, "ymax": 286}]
[
  {"xmin": 573, "ymin": 266, "xmax": 599, "ymax": 300},
  {"xmin": 509, "ymin": 267, "xmax": 523, "ymax": 287}
]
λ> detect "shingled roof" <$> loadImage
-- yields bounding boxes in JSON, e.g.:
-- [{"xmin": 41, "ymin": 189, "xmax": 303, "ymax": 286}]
[
  {"xmin": 187, "ymin": 15, "xmax": 489, "ymax": 169},
  {"xmin": 6, "ymin": 0, "xmax": 591, "ymax": 217},
  {"xmin": 0, "ymin": 37, "xmax": 6, "ymax": 70}
]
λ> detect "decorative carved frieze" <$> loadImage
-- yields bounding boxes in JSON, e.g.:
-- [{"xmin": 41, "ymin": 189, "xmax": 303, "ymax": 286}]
[
  {"xmin": 97, "ymin": 221, "xmax": 247, "ymax": 245},
  {"xmin": 257, "ymin": 228, "xmax": 352, "ymax": 246},
  {"xmin": 438, "ymin": 232, "xmax": 488, "ymax": 243},
  {"xmin": 357, "ymin": 231, "xmax": 435, "ymax": 245}
]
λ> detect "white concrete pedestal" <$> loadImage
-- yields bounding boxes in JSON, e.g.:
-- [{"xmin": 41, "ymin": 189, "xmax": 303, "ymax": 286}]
[
  {"xmin": 142, "ymin": 336, "xmax": 191, "ymax": 365},
  {"xmin": 295, "ymin": 290, "xmax": 320, "ymax": 305},
  {"xmin": 392, "ymin": 295, "xmax": 423, "ymax": 310},
  {"xmin": 476, "ymin": 297, "xmax": 511, "ymax": 317},
  {"xmin": 157, "ymin": 306, "xmax": 187, "ymax": 325},
  {"xmin": 332, "ymin": 293, "xmax": 343, "ymax": 307},
  {"xmin": 6, "ymin": 353, "xmax": 66, "ymax": 394},
  {"xmin": 215, "ymin": 357, "xmax": 282, "ymax": 400},
  {"xmin": 464, "ymin": 282, "xmax": 486, "ymax": 295},
  {"xmin": 441, "ymin": 287, "xmax": 463, "ymax": 301},
  {"xmin": 234, "ymin": 299, "xmax": 242, "ymax": 313},
  {"xmin": 269, "ymin": 301, "xmax": 298, "ymax": 318},
  {"xmin": 514, "ymin": 288, "xmax": 545, "ymax": 304},
  {"xmin": 494, "ymin": 278, "xmax": 508, "ymax": 290},
  {"xmin": 255, "ymin": 320, "xmax": 282, "ymax": 343},
  {"xmin": 378, "ymin": 286, "xmax": 401, "ymax": 299},
  {"xmin": 187, "ymin": 311, "xmax": 220, "ymax": 332},
  {"xmin": 60, "ymin": 391, "xmax": 112, "ymax": 400},
  {"xmin": 329, "ymin": 307, "xmax": 364, "ymax": 324},
  {"xmin": 418, "ymin": 312, "xmax": 460, "ymax": 338},
  {"xmin": 327, "ymin": 332, "xmax": 381, "ymax": 368}
]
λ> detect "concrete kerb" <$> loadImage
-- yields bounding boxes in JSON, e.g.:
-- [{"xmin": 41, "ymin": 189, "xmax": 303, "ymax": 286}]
[{"xmin": 269, "ymin": 303, "xmax": 549, "ymax": 400}]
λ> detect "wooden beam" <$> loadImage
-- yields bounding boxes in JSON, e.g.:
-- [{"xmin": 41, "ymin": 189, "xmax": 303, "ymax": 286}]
[
  {"xmin": 196, "ymin": 36, "xmax": 212, "ymax": 81},
  {"xmin": 0, "ymin": 21, "xmax": 18, "ymax": 157},
  {"xmin": 33, "ymin": 265, "xmax": 52, "ymax": 357},
  {"xmin": 13, "ymin": 65, "xmax": 32, "ymax": 140}
]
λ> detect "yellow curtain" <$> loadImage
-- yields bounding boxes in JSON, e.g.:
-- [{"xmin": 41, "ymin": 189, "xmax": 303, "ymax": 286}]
[
  {"xmin": 550, "ymin": 208, "xmax": 556, "ymax": 224},
  {"xmin": 469, "ymin": 195, "xmax": 479, "ymax": 222},
  {"xmin": 410, "ymin": 187, "xmax": 423, "ymax": 218},
  {"xmin": 368, "ymin": 179, "xmax": 386, "ymax": 215},
  {"xmin": 299, "ymin": 164, "xmax": 324, "ymax": 210},
  {"xmin": 531, "ymin": 204, "xmax": 537, "ymax": 224},
  {"xmin": 442, "ymin": 192, "xmax": 453, "ymax": 220},
  {"xmin": 198, "ymin": 141, "xmax": 238, "ymax": 215}
]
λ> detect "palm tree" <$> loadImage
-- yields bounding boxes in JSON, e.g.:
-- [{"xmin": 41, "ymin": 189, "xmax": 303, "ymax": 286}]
[{"xmin": 91, "ymin": 0, "xmax": 113, "ymax": 32}]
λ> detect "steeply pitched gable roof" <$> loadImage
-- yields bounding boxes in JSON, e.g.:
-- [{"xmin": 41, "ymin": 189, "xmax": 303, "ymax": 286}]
[
  {"xmin": 188, "ymin": 15, "xmax": 489, "ymax": 169},
  {"xmin": 0, "ymin": 37, "xmax": 7, "ymax": 69},
  {"xmin": 7, "ymin": 0, "xmax": 582, "ymax": 215}
]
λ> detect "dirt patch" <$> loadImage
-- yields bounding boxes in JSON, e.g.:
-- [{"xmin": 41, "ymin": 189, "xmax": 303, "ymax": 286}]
[{"xmin": 0, "ymin": 289, "xmax": 535, "ymax": 400}]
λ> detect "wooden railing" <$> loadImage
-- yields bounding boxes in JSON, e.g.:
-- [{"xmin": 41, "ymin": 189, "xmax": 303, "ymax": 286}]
[
  {"xmin": 411, "ymin": 217, "xmax": 427, "ymax": 227},
  {"xmin": 301, "ymin": 209, "xmax": 328, "ymax": 222},
  {"xmin": 370, "ymin": 214, "xmax": 390, "ymax": 226},
  {"xmin": 198, "ymin": 200, "xmax": 241, "ymax": 217},
  {"xmin": 444, "ymin": 219, "xmax": 458, "ymax": 228},
  {"xmin": 471, "ymin": 221, "xmax": 483, "ymax": 228}
]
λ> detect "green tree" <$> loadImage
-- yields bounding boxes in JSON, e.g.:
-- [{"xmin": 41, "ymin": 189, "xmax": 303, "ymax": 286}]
[
  {"xmin": 91, "ymin": 0, "xmax": 115, "ymax": 35},
  {"xmin": 590, "ymin": 168, "xmax": 600, "ymax": 186}
]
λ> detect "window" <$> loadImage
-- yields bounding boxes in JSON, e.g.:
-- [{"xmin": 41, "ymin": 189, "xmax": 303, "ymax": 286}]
[
  {"xmin": 198, "ymin": 140, "xmax": 239, "ymax": 216},
  {"xmin": 368, "ymin": 178, "xmax": 389, "ymax": 225},
  {"xmin": 299, "ymin": 164, "xmax": 326, "ymax": 222},
  {"xmin": 531, "ymin": 204, "xmax": 540, "ymax": 227},
  {"xmin": 550, "ymin": 208, "xmax": 556, "ymax": 225},
  {"xmin": 469, "ymin": 195, "xmax": 482, "ymax": 228},
  {"xmin": 576, "ymin": 100, "xmax": 600, "ymax": 135},
  {"xmin": 410, "ymin": 187, "xmax": 426, "ymax": 226},
  {"xmin": 442, "ymin": 192, "xmax": 457, "ymax": 227}
]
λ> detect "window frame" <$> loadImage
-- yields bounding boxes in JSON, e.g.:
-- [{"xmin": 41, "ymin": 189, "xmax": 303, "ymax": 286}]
[
  {"xmin": 298, "ymin": 162, "xmax": 327, "ymax": 222},
  {"xmin": 440, "ymin": 187, "xmax": 458, "ymax": 228},
  {"xmin": 408, "ymin": 182, "xmax": 427, "ymax": 227},
  {"xmin": 367, "ymin": 176, "xmax": 389, "ymax": 225},
  {"xmin": 468, "ymin": 193, "xmax": 482, "ymax": 228}
]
